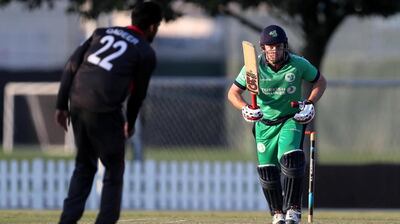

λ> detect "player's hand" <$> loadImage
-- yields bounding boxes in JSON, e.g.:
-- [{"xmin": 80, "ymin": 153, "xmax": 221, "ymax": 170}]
[
  {"xmin": 124, "ymin": 122, "xmax": 135, "ymax": 139},
  {"xmin": 242, "ymin": 105, "xmax": 263, "ymax": 123},
  {"xmin": 55, "ymin": 109, "xmax": 70, "ymax": 132},
  {"xmin": 293, "ymin": 100, "xmax": 315, "ymax": 124}
]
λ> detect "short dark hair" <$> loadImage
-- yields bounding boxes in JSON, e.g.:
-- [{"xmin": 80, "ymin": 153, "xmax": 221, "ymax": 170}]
[{"xmin": 131, "ymin": 1, "xmax": 163, "ymax": 30}]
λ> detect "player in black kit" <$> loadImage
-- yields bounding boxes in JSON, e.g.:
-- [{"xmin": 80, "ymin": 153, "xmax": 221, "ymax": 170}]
[{"xmin": 55, "ymin": 2, "xmax": 163, "ymax": 224}]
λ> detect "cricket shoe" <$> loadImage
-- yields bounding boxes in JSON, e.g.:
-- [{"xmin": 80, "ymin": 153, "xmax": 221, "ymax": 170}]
[
  {"xmin": 285, "ymin": 208, "xmax": 301, "ymax": 224},
  {"xmin": 272, "ymin": 213, "xmax": 285, "ymax": 224}
]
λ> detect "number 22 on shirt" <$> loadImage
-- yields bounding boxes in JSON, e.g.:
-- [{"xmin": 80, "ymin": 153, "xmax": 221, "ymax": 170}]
[{"xmin": 87, "ymin": 35, "xmax": 127, "ymax": 71}]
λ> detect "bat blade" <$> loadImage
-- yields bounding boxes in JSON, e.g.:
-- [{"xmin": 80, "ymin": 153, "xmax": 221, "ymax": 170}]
[{"xmin": 242, "ymin": 41, "xmax": 259, "ymax": 108}]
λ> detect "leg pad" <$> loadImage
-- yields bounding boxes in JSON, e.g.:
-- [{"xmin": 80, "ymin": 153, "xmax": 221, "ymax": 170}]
[
  {"xmin": 257, "ymin": 165, "xmax": 283, "ymax": 215},
  {"xmin": 279, "ymin": 150, "xmax": 305, "ymax": 212}
]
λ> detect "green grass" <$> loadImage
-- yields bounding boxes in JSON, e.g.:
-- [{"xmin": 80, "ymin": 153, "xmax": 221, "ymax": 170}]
[
  {"xmin": 0, "ymin": 146, "xmax": 257, "ymax": 162},
  {"xmin": 0, "ymin": 148, "xmax": 75, "ymax": 161},
  {"xmin": 142, "ymin": 147, "xmax": 257, "ymax": 162},
  {"xmin": 2, "ymin": 146, "xmax": 400, "ymax": 164},
  {"xmin": 1, "ymin": 210, "xmax": 400, "ymax": 223}
]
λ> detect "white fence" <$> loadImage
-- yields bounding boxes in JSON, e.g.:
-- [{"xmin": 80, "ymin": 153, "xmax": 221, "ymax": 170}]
[{"xmin": 0, "ymin": 159, "xmax": 267, "ymax": 211}]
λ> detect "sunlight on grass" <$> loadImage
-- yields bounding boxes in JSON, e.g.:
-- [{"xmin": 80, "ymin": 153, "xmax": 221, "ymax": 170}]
[{"xmin": 1, "ymin": 145, "xmax": 400, "ymax": 164}]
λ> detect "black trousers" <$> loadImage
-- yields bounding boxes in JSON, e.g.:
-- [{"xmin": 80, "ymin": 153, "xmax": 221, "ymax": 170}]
[{"xmin": 59, "ymin": 108, "xmax": 126, "ymax": 224}]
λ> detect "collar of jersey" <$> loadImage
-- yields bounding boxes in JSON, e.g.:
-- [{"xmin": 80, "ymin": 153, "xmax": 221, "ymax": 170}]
[
  {"xmin": 126, "ymin": 25, "xmax": 145, "ymax": 37},
  {"xmin": 260, "ymin": 53, "xmax": 291, "ymax": 73}
]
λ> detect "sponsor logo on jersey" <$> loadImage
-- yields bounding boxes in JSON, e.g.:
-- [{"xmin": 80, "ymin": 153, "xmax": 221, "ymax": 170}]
[
  {"xmin": 257, "ymin": 143, "xmax": 266, "ymax": 153},
  {"xmin": 261, "ymin": 87, "xmax": 286, "ymax": 95},
  {"xmin": 287, "ymin": 86, "xmax": 296, "ymax": 94},
  {"xmin": 260, "ymin": 77, "xmax": 273, "ymax": 81},
  {"xmin": 285, "ymin": 73, "xmax": 296, "ymax": 82}
]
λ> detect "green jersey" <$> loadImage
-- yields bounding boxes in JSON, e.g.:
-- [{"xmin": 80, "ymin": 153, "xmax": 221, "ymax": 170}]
[{"xmin": 235, "ymin": 53, "xmax": 318, "ymax": 120}]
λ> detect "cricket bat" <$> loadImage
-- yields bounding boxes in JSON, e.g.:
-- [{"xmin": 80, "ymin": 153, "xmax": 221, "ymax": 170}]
[{"xmin": 242, "ymin": 41, "xmax": 259, "ymax": 109}]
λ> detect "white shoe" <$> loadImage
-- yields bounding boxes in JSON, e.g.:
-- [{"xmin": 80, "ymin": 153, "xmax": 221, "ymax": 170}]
[
  {"xmin": 272, "ymin": 213, "xmax": 285, "ymax": 224},
  {"xmin": 285, "ymin": 208, "xmax": 301, "ymax": 224}
]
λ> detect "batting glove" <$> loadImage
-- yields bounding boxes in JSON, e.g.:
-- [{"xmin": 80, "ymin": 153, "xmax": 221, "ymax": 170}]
[
  {"xmin": 293, "ymin": 100, "xmax": 315, "ymax": 124},
  {"xmin": 242, "ymin": 105, "xmax": 263, "ymax": 123}
]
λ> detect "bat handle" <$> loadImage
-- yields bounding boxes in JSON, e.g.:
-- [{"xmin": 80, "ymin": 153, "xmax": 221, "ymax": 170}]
[
  {"xmin": 291, "ymin": 101, "xmax": 300, "ymax": 108},
  {"xmin": 251, "ymin": 94, "xmax": 258, "ymax": 109}
]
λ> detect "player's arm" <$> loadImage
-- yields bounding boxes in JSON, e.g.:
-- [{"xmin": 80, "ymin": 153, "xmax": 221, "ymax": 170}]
[
  {"xmin": 307, "ymin": 72, "xmax": 327, "ymax": 104},
  {"xmin": 125, "ymin": 52, "xmax": 156, "ymax": 137},
  {"xmin": 56, "ymin": 36, "xmax": 92, "ymax": 111},
  {"xmin": 227, "ymin": 83, "xmax": 247, "ymax": 110},
  {"xmin": 228, "ymin": 82, "xmax": 263, "ymax": 123},
  {"xmin": 293, "ymin": 72, "xmax": 326, "ymax": 124},
  {"xmin": 55, "ymin": 36, "xmax": 92, "ymax": 131}
]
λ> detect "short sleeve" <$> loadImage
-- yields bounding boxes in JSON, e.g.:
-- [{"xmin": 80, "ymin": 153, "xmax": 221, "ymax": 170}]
[
  {"xmin": 234, "ymin": 66, "xmax": 247, "ymax": 89},
  {"xmin": 302, "ymin": 59, "xmax": 318, "ymax": 82}
]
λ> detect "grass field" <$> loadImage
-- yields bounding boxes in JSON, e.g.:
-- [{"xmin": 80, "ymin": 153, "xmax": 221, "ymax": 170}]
[
  {"xmin": 2, "ymin": 147, "xmax": 400, "ymax": 165},
  {"xmin": 1, "ymin": 210, "xmax": 400, "ymax": 224}
]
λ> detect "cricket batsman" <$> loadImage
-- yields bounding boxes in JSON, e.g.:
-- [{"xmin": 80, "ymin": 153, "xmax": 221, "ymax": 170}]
[{"xmin": 227, "ymin": 25, "xmax": 326, "ymax": 224}]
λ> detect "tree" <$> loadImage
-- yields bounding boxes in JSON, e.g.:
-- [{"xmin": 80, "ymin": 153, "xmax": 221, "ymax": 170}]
[
  {"xmin": 1, "ymin": 0, "xmax": 399, "ymax": 68},
  {"xmin": 188, "ymin": 0, "xmax": 400, "ymax": 68}
]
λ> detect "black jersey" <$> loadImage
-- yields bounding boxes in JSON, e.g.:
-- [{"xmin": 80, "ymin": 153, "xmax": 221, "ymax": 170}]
[{"xmin": 56, "ymin": 26, "xmax": 156, "ymax": 130}]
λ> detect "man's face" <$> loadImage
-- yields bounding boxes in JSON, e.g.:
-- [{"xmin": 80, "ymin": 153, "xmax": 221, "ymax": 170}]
[{"xmin": 263, "ymin": 43, "xmax": 285, "ymax": 64}]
